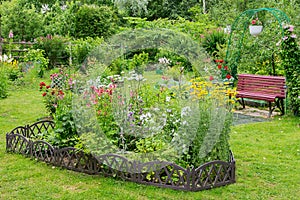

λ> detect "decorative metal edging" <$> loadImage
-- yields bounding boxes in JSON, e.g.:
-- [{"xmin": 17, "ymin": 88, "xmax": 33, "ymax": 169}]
[{"xmin": 5, "ymin": 120, "xmax": 236, "ymax": 191}]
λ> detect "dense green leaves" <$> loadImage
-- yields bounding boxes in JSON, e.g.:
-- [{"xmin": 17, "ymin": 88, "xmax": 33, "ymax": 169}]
[{"xmin": 73, "ymin": 5, "xmax": 119, "ymax": 39}]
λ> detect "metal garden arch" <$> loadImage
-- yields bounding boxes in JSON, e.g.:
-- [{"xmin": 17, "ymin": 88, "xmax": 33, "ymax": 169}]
[{"xmin": 225, "ymin": 8, "xmax": 291, "ymax": 79}]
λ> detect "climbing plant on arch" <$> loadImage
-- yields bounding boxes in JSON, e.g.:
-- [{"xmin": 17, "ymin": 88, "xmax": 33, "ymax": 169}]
[{"xmin": 225, "ymin": 8, "xmax": 291, "ymax": 80}]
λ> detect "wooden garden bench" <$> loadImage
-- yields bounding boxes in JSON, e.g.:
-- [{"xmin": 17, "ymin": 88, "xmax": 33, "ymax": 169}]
[{"xmin": 236, "ymin": 74, "xmax": 286, "ymax": 117}]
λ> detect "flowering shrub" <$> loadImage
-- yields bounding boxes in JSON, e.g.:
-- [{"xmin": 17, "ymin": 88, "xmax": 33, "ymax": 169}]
[
  {"xmin": 250, "ymin": 18, "xmax": 262, "ymax": 26},
  {"xmin": 39, "ymin": 70, "xmax": 73, "ymax": 115},
  {"xmin": 76, "ymin": 68, "xmax": 236, "ymax": 168},
  {"xmin": 279, "ymin": 24, "xmax": 300, "ymax": 116},
  {"xmin": 215, "ymin": 59, "xmax": 234, "ymax": 82},
  {"xmin": 39, "ymin": 69, "xmax": 78, "ymax": 147}
]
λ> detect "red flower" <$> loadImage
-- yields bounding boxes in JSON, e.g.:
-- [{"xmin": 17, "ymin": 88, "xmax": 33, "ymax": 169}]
[
  {"xmin": 217, "ymin": 64, "xmax": 222, "ymax": 69},
  {"xmin": 42, "ymin": 92, "xmax": 47, "ymax": 97},
  {"xmin": 226, "ymin": 74, "xmax": 232, "ymax": 79},
  {"xmin": 219, "ymin": 59, "xmax": 224, "ymax": 63},
  {"xmin": 39, "ymin": 82, "xmax": 46, "ymax": 87},
  {"xmin": 252, "ymin": 20, "xmax": 256, "ymax": 25},
  {"xmin": 224, "ymin": 66, "xmax": 228, "ymax": 70},
  {"xmin": 209, "ymin": 76, "xmax": 214, "ymax": 81},
  {"xmin": 58, "ymin": 90, "xmax": 64, "ymax": 96},
  {"xmin": 46, "ymin": 85, "xmax": 50, "ymax": 89}
]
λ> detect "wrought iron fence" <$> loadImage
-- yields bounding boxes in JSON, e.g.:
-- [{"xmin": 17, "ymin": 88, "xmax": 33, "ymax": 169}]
[{"xmin": 6, "ymin": 120, "xmax": 236, "ymax": 191}]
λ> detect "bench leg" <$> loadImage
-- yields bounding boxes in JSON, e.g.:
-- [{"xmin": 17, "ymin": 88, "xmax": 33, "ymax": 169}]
[
  {"xmin": 240, "ymin": 98, "xmax": 245, "ymax": 109},
  {"xmin": 268, "ymin": 102, "xmax": 272, "ymax": 118},
  {"xmin": 275, "ymin": 98, "xmax": 285, "ymax": 115}
]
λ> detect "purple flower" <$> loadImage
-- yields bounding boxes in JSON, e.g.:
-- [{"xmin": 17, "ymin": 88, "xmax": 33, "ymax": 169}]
[
  {"xmin": 128, "ymin": 111, "xmax": 133, "ymax": 117},
  {"xmin": 8, "ymin": 30, "xmax": 13, "ymax": 38}
]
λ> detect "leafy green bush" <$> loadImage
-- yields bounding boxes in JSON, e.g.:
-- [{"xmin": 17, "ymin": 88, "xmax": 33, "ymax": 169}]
[
  {"xmin": 34, "ymin": 35, "xmax": 70, "ymax": 69},
  {"xmin": 69, "ymin": 37, "xmax": 104, "ymax": 67},
  {"xmin": 23, "ymin": 49, "xmax": 49, "ymax": 78},
  {"xmin": 39, "ymin": 69, "xmax": 79, "ymax": 147},
  {"xmin": 0, "ymin": 0, "xmax": 43, "ymax": 41},
  {"xmin": 73, "ymin": 4, "xmax": 119, "ymax": 39},
  {"xmin": 202, "ymin": 30, "xmax": 227, "ymax": 57},
  {"xmin": 280, "ymin": 25, "xmax": 300, "ymax": 116}
]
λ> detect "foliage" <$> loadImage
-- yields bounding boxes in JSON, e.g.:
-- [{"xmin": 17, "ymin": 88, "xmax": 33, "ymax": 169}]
[
  {"xmin": 34, "ymin": 35, "xmax": 70, "ymax": 69},
  {"xmin": 173, "ymin": 78, "xmax": 235, "ymax": 167},
  {"xmin": 1, "ymin": 84, "xmax": 300, "ymax": 199},
  {"xmin": 124, "ymin": 16, "xmax": 216, "ymax": 42},
  {"xmin": 73, "ymin": 4, "xmax": 119, "ymax": 39},
  {"xmin": 41, "ymin": 1, "xmax": 77, "ymax": 36},
  {"xmin": 0, "ymin": 63, "xmax": 9, "ymax": 99},
  {"xmin": 69, "ymin": 37, "xmax": 104, "ymax": 67},
  {"xmin": 143, "ymin": 0, "xmax": 199, "ymax": 20},
  {"xmin": 39, "ymin": 69, "xmax": 79, "ymax": 147},
  {"xmin": 202, "ymin": 30, "xmax": 227, "ymax": 57},
  {"xmin": 0, "ymin": 0, "xmax": 43, "ymax": 41},
  {"xmin": 128, "ymin": 52, "xmax": 148, "ymax": 74},
  {"xmin": 23, "ymin": 49, "xmax": 49, "ymax": 78},
  {"xmin": 112, "ymin": 0, "xmax": 149, "ymax": 16},
  {"xmin": 3, "ymin": 60, "xmax": 21, "ymax": 81},
  {"xmin": 280, "ymin": 25, "xmax": 300, "ymax": 116}
]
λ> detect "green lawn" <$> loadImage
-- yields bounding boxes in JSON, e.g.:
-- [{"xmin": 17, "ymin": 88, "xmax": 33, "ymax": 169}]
[{"xmin": 0, "ymin": 80, "xmax": 299, "ymax": 200}]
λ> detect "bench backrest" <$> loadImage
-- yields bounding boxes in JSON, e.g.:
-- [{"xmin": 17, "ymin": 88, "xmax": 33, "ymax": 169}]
[{"xmin": 237, "ymin": 74, "xmax": 286, "ymax": 98}]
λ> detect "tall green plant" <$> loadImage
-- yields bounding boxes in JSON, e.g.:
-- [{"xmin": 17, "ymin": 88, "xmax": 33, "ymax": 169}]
[
  {"xmin": 0, "ymin": 63, "xmax": 8, "ymax": 99},
  {"xmin": 280, "ymin": 25, "xmax": 300, "ymax": 116}
]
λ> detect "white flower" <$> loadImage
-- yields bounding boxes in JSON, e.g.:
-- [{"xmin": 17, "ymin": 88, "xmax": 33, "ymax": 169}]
[
  {"xmin": 181, "ymin": 106, "xmax": 191, "ymax": 117},
  {"xmin": 61, "ymin": 4, "xmax": 67, "ymax": 11},
  {"xmin": 41, "ymin": 4, "xmax": 50, "ymax": 14},
  {"xmin": 158, "ymin": 57, "xmax": 170, "ymax": 64},
  {"xmin": 166, "ymin": 96, "xmax": 171, "ymax": 102}
]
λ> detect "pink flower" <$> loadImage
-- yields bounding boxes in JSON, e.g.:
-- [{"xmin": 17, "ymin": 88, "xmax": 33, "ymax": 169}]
[
  {"xmin": 288, "ymin": 25, "xmax": 294, "ymax": 32},
  {"xmin": 8, "ymin": 30, "xmax": 13, "ymax": 38},
  {"xmin": 291, "ymin": 34, "xmax": 297, "ymax": 38},
  {"xmin": 50, "ymin": 73, "xmax": 58, "ymax": 80},
  {"xmin": 282, "ymin": 36, "xmax": 288, "ymax": 41},
  {"xmin": 209, "ymin": 76, "xmax": 214, "ymax": 81}
]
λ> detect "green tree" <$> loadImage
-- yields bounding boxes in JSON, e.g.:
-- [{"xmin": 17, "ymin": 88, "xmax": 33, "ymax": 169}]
[
  {"xmin": 73, "ymin": 4, "xmax": 119, "ymax": 38},
  {"xmin": 0, "ymin": 0, "xmax": 43, "ymax": 41}
]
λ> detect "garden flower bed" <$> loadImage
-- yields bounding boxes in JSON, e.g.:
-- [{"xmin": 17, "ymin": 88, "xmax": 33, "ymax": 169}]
[{"xmin": 6, "ymin": 120, "xmax": 236, "ymax": 192}]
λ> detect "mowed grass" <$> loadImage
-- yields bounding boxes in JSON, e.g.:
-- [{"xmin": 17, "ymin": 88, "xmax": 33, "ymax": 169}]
[{"xmin": 0, "ymin": 80, "xmax": 300, "ymax": 199}]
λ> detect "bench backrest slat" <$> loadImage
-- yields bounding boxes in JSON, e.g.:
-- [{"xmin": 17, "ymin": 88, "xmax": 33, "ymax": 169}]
[{"xmin": 237, "ymin": 74, "xmax": 286, "ymax": 98}]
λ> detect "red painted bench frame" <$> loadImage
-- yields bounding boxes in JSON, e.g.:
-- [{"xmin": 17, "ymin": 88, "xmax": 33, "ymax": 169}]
[{"xmin": 236, "ymin": 74, "xmax": 286, "ymax": 117}]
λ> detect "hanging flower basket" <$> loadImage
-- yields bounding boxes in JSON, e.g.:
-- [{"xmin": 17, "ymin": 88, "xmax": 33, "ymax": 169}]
[{"xmin": 249, "ymin": 25, "xmax": 263, "ymax": 36}]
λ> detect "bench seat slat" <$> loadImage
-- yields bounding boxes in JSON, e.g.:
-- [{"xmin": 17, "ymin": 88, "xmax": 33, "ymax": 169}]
[{"xmin": 236, "ymin": 91, "xmax": 279, "ymax": 102}]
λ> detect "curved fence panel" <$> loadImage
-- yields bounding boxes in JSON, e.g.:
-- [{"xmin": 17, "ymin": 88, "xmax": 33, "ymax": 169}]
[
  {"xmin": 5, "ymin": 121, "xmax": 236, "ymax": 192},
  {"xmin": 30, "ymin": 140, "xmax": 55, "ymax": 164}
]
